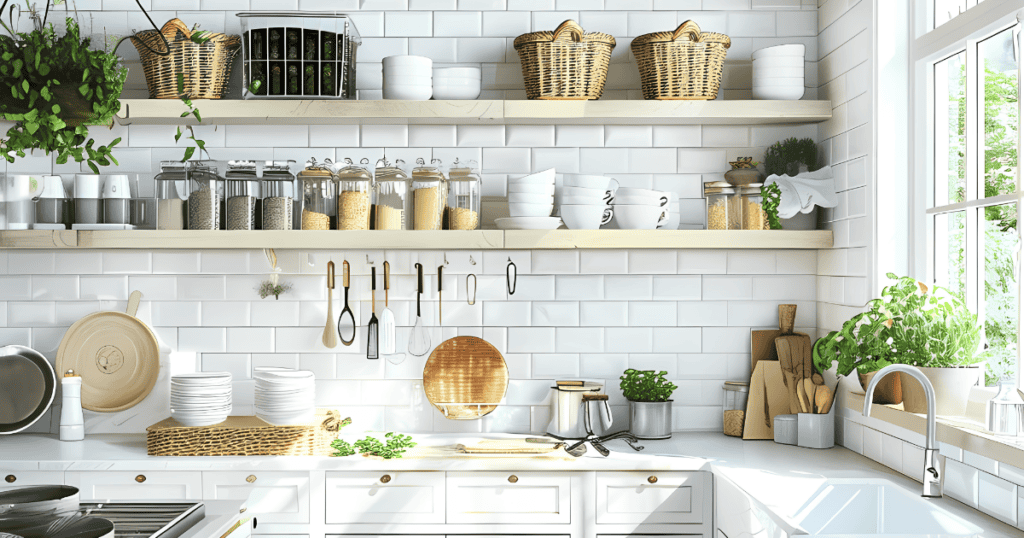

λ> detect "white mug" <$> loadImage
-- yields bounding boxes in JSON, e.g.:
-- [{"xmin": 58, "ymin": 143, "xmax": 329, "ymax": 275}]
[
  {"xmin": 2, "ymin": 175, "xmax": 45, "ymax": 202},
  {"xmin": 102, "ymin": 175, "xmax": 131, "ymax": 199},
  {"xmin": 38, "ymin": 175, "xmax": 67, "ymax": 199},
  {"xmin": 74, "ymin": 174, "xmax": 102, "ymax": 199}
]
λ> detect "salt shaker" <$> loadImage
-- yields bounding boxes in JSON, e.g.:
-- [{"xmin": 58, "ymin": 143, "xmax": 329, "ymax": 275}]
[{"xmin": 60, "ymin": 369, "xmax": 84, "ymax": 441}]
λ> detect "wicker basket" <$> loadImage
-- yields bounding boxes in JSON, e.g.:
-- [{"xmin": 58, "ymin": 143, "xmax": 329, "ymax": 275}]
[
  {"xmin": 631, "ymin": 20, "xmax": 731, "ymax": 100},
  {"xmin": 513, "ymin": 20, "xmax": 615, "ymax": 100},
  {"xmin": 146, "ymin": 409, "xmax": 349, "ymax": 456},
  {"xmin": 131, "ymin": 19, "xmax": 241, "ymax": 100}
]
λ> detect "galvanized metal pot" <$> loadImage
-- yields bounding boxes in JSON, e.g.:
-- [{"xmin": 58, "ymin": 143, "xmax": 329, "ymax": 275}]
[{"xmin": 628, "ymin": 400, "xmax": 672, "ymax": 440}]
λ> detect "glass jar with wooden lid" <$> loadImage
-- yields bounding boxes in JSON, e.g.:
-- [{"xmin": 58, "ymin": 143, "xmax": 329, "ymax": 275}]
[
  {"xmin": 153, "ymin": 161, "xmax": 195, "ymax": 230},
  {"xmin": 372, "ymin": 158, "xmax": 409, "ymax": 230},
  {"xmin": 224, "ymin": 161, "xmax": 262, "ymax": 231},
  {"xmin": 739, "ymin": 183, "xmax": 768, "ymax": 230},
  {"xmin": 444, "ymin": 159, "xmax": 481, "ymax": 230},
  {"xmin": 703, "ymin": 181, "xmax": 738, "ymax": 230},
  {"xmin": 410, "ymin": 158, "xmax": 447, "ymax": 231},
  {"xmin": 297, "ymin": 158, "xmax": 336, "ymax": 230},
  {"xmin": 185, "ymin": 163, "xmax": 223, "ymax": 230},
  {"xmin": 260, "ymin": 161, "xmax": 297, "ymax": 230},
  {"xmin": 335, "ymin": 158, "xmax": 373, "ymax": 230}
]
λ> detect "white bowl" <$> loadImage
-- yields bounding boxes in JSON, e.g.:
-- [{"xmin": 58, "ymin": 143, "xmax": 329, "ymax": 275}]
[
  {"xmin": 257, "ymin": 410, "xmax": 315, "ymax": 426},
  {"xmin": 383, "ymin": 55, "xmax": 432, "ymax": 69},
  {"xmin": 752, "ymin": 86, "xmax": 805, "ymax": 100},
  {"xmin": 432, "ymin": 86, "xmax": 482, "ymax": 100},
  {"xmin": 431, "ymin": 77, "xmax": 481, "ymax": 87},
  {"xmin": 433, "ymin": 67, "xmax": 481, "ymax": 79},
  {"xmin": 753, "ymin": 77, "xmax": 805, "ymax": 87},
  {"xmin": 562, "ymin": 174, "xmax": 613, "ymax": 189},
  {"xmin": 383, "ymin": 66, "xmax": 432, "ymax": 78},
  {"xmin": 510, "ymin": 168, "xmax": 556, "ymax": 186},
  {"xmin": 383, "ymin": 84, "xmax": 433, "ymax": 100},
  {"xmin": 753, "ymin": 56, "xmax": 805, "ymax": 69},
  {"xmin": 753, "ymin": 66, "xmax": 805, "ymax": 79},
  {"xmin": 173, "ymin": 414, "xmax": 228, "ymax": 427},
  {"xmin": 508, "ymin": 183, "xmax": 556, "ymax": 195},
  {"xmin": 752, "ymin": 44, "xmax": 805, "ymax": 60},
  {"xmin": 509, "ymin": 193, "xmax": 553, "ymax": 204},
  {"xmin": 560, "ymin": 205, "xmax": 613, "ymax": 230},
  {"xmin": 561, "ymin": 195, "xmax": 607, "ymax": 205},
  {"xmin": 384, "ymin": 75, "xmax": 432, "ymax": 86},
  {"xmin": 560, "ymin": 186, "xmax": 606, "ymax": 199},
  {"xmin": 508, "ymin": 202, "xmax": 553, "ymax": 217},
  {"xmin": 612, "ymin": 204, "xmax": 666, "ymax": 230},
  {"xmin": 613, "ymin": 195, "xmax": 665, "ymax": 206},
  {"xmin": 494, "ymin": 217, "xmax": 563, "ymax": 230}
]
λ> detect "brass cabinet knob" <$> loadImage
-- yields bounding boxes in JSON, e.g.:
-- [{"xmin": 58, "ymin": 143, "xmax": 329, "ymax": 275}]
[
  {"xmin": 246, "ymin": 475, "xmax": 257, "ymax": 483},
  {"xmin": 135, "ymin": 475, "xmax": 147, "ymax": 483},
  {"xmin": 647, "ymin": 475, "xmax": 658, "ymax": 484},
  {"xmin": 508, "ymin": 475, "xmax": 519, "ymax": 483},
  {"xmin": 4, "ymin": 475, "xmax": 15, "ymax": 483},
  {"xmin": 380, "ymin": 474, "xmax": 392, "ymax": 484}
]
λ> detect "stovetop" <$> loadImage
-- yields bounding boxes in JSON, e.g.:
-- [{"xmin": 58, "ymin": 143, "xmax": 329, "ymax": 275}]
[{"xmin": 75, "ymin": 503, "xmax": 205, "ymax": 538}]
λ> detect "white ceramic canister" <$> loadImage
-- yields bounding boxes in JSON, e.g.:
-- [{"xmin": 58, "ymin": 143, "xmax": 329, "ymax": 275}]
[{"xmin": 60, "ymin": 370, "xmax": 85, "ymax": 441}]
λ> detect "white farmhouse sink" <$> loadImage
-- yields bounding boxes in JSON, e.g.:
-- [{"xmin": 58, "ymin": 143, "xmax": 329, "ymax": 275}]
[{"xmin": 789, "ymin": 479, "xmax": 983, "ymax": 536}]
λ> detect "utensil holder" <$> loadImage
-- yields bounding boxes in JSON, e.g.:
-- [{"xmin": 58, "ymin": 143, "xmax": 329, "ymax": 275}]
[
  {"xmin": 35, "ymin": 198, "xmax": 68, "ymax": 226},
  {"xmin": 74, "ymin": 199, "xmax": 103, "ymax": 225},
  {"xmin": 797, "ymin": 406, "xmax": 835, "ymax": 449}
]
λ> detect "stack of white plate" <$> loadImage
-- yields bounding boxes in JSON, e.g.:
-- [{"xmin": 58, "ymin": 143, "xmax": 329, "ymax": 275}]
[
  {"xmin": 255, "ymin": 367, "xmax": 315, "ymax": 426},
  {"xmin": 170, "ymin": 372, "xmax": 232, "ymax": 427},
  {"xmin": 752, "ymin": 44, "xmax": 805, "ymax": 100},
  {"xmin": 383, "ymin": 55, "xmax": 432, "ymax": 100},
  {"xmin": 497, "ymin": 168, "xmax": 562, "ymax": 230},
  {"xmin": 433, "ymin": 66, "xmax": 481, "ymax": 100}
]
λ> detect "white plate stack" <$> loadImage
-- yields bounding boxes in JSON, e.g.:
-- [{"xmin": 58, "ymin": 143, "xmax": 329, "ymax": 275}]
[
  {"xmin": 170, "ymin": 372, "xmax": 232, "ymax": 427},
  {"xmin": 752, "ymin": 44, "xmax": 806, "ymax": 100},
  {"xmin": 497, "ymin": 168, "xmax": 562, "ymax": 230},
  {"xmin": 255, "ymin": 367, "xmax": 316, "ymax": 426},
  {"xmin": 383, "ymin": 55, "xmax": 432, "ymax": 100}
]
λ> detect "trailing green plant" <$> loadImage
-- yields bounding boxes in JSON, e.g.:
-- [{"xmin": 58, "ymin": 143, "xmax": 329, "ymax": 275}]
[
  {"xmin": 763, "ymin": 137, "xmax": 820, "ymax": 177},
  {"xmin": 0, "ymin": 10, "xmax": 127, "ymax": 172},
  {"xmin": 258, "ymin": 280, "xmax": 291, "ymax": 300},
  {"xmin": 331, "ymin": 433, "xmax": 417, "ymax": 459},
  {"xmin": 761, "ymin": 182, "xmax": 783, "ymax": 230},
  {"xmin": 813, "ymin": 273, "xmax": 986, "ymax": 377},
  {"xmin": 619, "ymin": 369, "xmax": 677, "ymax": 402},
  {"xmin": 175, "ymin": 73, "xmax": 207, "ymax": 162}
]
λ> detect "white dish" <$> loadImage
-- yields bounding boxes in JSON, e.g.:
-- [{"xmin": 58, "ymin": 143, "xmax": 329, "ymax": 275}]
[
  {"xmin": 433, "ymin": 66, "xmax": 481, "ymax": 78},
  {"xmin": 753, "ymin": 77, "xmax": 805, "ymax": 87},
  {"xmin": 172, "ymin": 372, "xmax": 232, "ymax": 381},
  {"xmin": 508, "ymin": 202, "xmax": 553, "ymax": 217},
  {"xmin": 383, "ymin": 84, "xmax": 432, "ymax": 100},
  {"xmin": 612, "ymin": 204, "xmax": 667, "ymax": 230},
  {"xmin": 384, "ymin": 75, "xmax": 433, "ymax": 87},
  {"xmin": 432, "ymin": 86, "xmax": 481, "ymax": 100},
  {"xmin": 508, "ymin": 193, "xmax": 554, "ymax": 204},
  {"xmin": 561, "ymin": 195, "xmax": 607, "ymax": 205},
  {"xmin": 383, "ymin": 55, "xmax": 432, "ymax": 69},
  {"xmin": 508, "ymin": 184, "xmax": 556, "ymax": 195},
  {"xmin": 560, "ymin": 205, "xmax": 613, "ymax": 230},
  {"xmin": 752, "ymin": 66, "xmax": 805, "ymax": 78},
  {"xmin": 613, "ymin": 195, "xmax": 665, "ymax": 206},
  {"xmin": 430, "ymin": 77, "xmax": 480, "ymax": 87},
  {"xmin": 383, "ymin": 65, "xmax": 431, "ymax": 77},
  {"xmin": 752, "ymin": 44, "xmax": 805, "ymax": 60},
  {"xmin": 495, "ymin": 217, "xmax": 563, "ymax": 230},
  {"xmin": 257, "ymin": 410, "xmax": 315, "ymax": 426},
  {"xmin": 173, "ymin": 414, "xmax": 228, "ymax": 427},
  {"xmin": 562, "ymin": 174, "xmax": 614, "ymax": 189},
  {"xmin": 753, "ymin": 56, "xmax": 805, "ymax": 70},
  {"xmin": 560, "ymin": 186, "xmax": 607, "ymax": 199},
  {"xmin": 752, "ymin": 86, "xmax": 805, "ymax": 100},
  {"xmin": 509, "ymin": 168, "xmax": 556, "ymax": 185}
]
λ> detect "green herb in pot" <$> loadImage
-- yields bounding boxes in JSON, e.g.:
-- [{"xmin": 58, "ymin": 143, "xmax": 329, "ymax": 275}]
[{"xmin": 619, "ymin": 369, "xmax": 677, "ymax": 402}]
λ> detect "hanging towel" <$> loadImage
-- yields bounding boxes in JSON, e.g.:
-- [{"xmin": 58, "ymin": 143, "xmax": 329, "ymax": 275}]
[{"xmin": 764, "ymin": 166, "xmax": 838, "ymax": 219}]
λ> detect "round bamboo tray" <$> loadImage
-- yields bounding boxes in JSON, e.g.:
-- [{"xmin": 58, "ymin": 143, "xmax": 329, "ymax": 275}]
[{"xmin": 423, "ymin": 336, "xmax": 508, "ymax": 420}]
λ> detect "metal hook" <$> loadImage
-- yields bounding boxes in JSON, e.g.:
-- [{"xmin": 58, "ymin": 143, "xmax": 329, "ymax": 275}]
[
  {"xmin": 443, "ymin": 253, "xmax": 450, "ymax": 267},
  {"xmin": 366, "ymin": 254, "xmax": 375, "ymax": 266},
  {"xmin": 469, "ymin": 255, "xmax": 477, "ymax": 266},
  {"xmin": 467, "ymin": 274, "xmax": 477, "ymax": 305},
  {"xmin": 507, "ymin": 257, "xmax": 517, "ymax": 296}
]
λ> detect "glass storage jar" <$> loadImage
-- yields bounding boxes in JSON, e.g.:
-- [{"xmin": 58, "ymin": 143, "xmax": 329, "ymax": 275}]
[
  {"xmin": 445, "ymin": 159, "xmax": 481, "ymax": 230},
  {"xmin": 186, "ymin": 163, "xmax": 223, "ymax": 230},
  {"xmin": 722, "ymin": 381, "xmax": 749, "ymax": 437},
  {"xmin": 225, "ymin": 161, "xmax": 262, "ymax": 231},
  {"xmin": 154, "ymin": 162, "xmax": 190, "ymax": 230},
  {"xmin": 298, "ymin": 159, "xmax": 336, "ymax": 230},
  {"xmin": 372, "ymin": 159, "xmax": 409, "ymax": 230},
  {"xmin": 410, "ymin": 158, "xmax": 447, "ymax": 231},
  {"xmin": 335, "ymin": 158, "xmax": 372, "ymax": 230},
  {"xmin": 704, "ymin": 181, "xmax": 738, "ymax": 230},
  {"xmin": 261, "ymin": 161, "xmax": 297, "ymax": 230},
  {"xmin": 740, "ymin": 183, "xmax": 768, "ymax": 230}
]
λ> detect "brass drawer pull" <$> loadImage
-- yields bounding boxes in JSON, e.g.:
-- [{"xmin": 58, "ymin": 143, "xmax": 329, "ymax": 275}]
[
  {"xmin": 4, "ymin": 475, "xmax": 15, "ymax": 483},
  {"xmin": 246, "ymin": 475, "xmax": 257, "ymax": 483},
  {"xmin": 380, "ymin": 474, "xmax": 392, "ymax": 484},
  {"xmin": 508, "ymin": 475, "xmax": 518, "ymax": 483},
  {"xmin": 647, "ymin": 476, "xmax": 658, "ymax": 484},
  {"xmin": 135, "ymin": 475, "xmax": 147, "ymax": 483}
]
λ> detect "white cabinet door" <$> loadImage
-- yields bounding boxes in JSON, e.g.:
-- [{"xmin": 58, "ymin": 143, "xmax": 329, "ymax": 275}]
[
  {"xmin": 445, "ymin": 472, "xmax": 571, "ymax": 525},
  {"xmin": 595, "ymin": 471, "xmax": 710, "ymax": 525},
  {"xmin": 66, "ymin": 471, "xmax": 202, "ymax": 501},
  {"xmin": 0, "ymin": 471, "xmax": 64, "ymax": 490},
  {"xmin": 325, "ymin": 472, "xmax": 445, "ymax": 524},
  {"xmin": 203, "ymin": 472, "xmax": 310, "ymax": 524}
]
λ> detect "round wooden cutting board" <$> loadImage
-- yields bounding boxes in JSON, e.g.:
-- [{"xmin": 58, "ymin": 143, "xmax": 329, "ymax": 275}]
[
  {"xmin": 423, "ymin": 336, "xmax": 508, "ymax": 420},
  {"xmin": 56, "ymin": 291, "xmax": 159, "ymax": 413}
]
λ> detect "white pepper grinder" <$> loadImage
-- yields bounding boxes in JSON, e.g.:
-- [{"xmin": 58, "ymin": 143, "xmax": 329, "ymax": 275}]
[{"xmin": 60, "ymin": 369, "xmax": 85, "ymax": 441}]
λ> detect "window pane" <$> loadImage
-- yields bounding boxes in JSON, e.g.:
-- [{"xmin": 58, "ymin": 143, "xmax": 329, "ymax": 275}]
[
  {"xmin": 933, "ymin": 211, "xmax": 967, "ymax": 298},
  {"xmin": 934, "ymin": 52, "xmax": 967, "ymax": 207},
  {"xmin": 983, "ymin": 203, "xmax": 1019, "ymax": 385},
  {"xmin": 979, "ymin": 28, "xmax": 1019, "ymax": 198}
]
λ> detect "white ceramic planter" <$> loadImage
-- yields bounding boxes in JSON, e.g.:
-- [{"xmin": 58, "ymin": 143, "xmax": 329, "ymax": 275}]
[{"xmin": 899, "ymin": 366, "xmax": 982, "ymax": 416}]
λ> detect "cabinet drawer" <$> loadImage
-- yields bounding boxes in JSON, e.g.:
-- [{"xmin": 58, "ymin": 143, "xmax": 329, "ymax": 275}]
[
  {"xmin": 66, "ymin": 471, "xmax": 202, "ymax": 501},
  {"xmin": 446, "ymin": 472, "xmax": 571, "ymax": 524},
  {"xmin": 595, "ymin": 471, "xmax": 710, "ymax": 525},
  {"xmin": 325, "ymin": 472, "xmax": 444, "ymax": 524},
  {"xmin": 203, "ymin": 472, "xmax": 309, "ymax": 524},
  {"xmin": 0, "ymin": 471, "xmax": 64, "ymax": 489}
]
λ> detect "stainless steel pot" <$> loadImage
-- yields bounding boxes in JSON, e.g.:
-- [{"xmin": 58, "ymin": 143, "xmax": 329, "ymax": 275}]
[{"xmin": 628, "ymin": 400, "xmax": 673, "ymax": 440}]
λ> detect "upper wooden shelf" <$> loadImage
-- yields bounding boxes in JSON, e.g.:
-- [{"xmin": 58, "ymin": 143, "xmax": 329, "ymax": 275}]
[
  {"xmin": 1, "ymin": 230, "xmax": 832, "ymax": 250},
  {"xmin": 115, "ymin": 99, "xmax": 833, "ymax": 126}
]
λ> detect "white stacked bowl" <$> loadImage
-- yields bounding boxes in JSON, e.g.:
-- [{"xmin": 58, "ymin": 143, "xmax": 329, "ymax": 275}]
[
  {"xmin": 383, "ymin": 56, "xmax": 433, "ymax": 100},
  {"xmin": 752, "ymin": 44, "xmax": 805, "ymax": 100},
  {"xmin": 254, "ymin": 367, "xmax": 316, "ymax": 426},
  {"xmin": 558, "ymin": 174, "xmax": 614, "ymax": 229},
  {"xmin": 171, "ymin": 372, "xmax": 232, "ymax": 427},
  {"xmin": 433, "ymin": 66, "xmax": 482, "ymax": 100},
  {"xmin": 508, "ymin": 168, "xmax": 555, "ymax": 217},
  {"xmin": 611, "ymin": 188, "xmax": 670, "ymax": 230}
]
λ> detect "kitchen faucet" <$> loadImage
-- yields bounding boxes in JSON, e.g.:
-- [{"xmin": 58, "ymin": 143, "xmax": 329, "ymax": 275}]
[{"xmin": 863, "ymin": 365, "xmax": 941, "ymax": 498}]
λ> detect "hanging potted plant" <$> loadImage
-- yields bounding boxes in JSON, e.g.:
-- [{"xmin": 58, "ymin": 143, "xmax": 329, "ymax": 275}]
[
  {"xmin": 814, "ymin": 273, "xmax": 986, "ymax": 416},
  {"xmin": 620, "ymin": 369, "xmax": 677, "ymax": 440}
]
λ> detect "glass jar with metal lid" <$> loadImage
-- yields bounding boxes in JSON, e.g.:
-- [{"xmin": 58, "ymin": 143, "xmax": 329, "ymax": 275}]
[
  {"xmin": 224, "ymin": 161, "xmax": 262, "ymax": 231},
  {"xmin": 184, "ymin": 163, "xmax": 223, "ymax": 230},
  {"xmin": 372, "ymin": 158, "xmax": 409, "ymax": 230},
  {"xmin": 335, "ymin": 158, "xmax": 373, "ymax": 230},
  {"xmin": 739, "ymin": 183, "xmax": 767, "ymax": 230},
  {"xmin": 153, "ymin": 161, "xmax": 193, "ymax": 230},
  {"xmin": 704, "ymin": 181, "xmax": 738, "ymax": 230},
  {"xmin": 260, "ymin": 161, "xmax": 297, "ymax": 230},
  {"xmin": 722, "ymin": 381, "xmax": 749, "ymax": 437},
  {"xmin": 410, "ymin": 158, "xmax": 447, "ymax": 231},
  {"xmin": 444, "ymin": 159, "xmax": 481, "ymax": 230},
  {"xmin": 297, "ymin": 158, "xmax": 336, "ymax": 230}
]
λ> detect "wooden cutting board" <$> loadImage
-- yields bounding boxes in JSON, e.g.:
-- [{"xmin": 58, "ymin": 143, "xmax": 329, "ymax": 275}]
[
  {"xmin": 750, "ymin": 304, "xmax": 798, "ymax": 371},
  {"xmin": 742, "ymin": 360, "xmax": 791, "ymax": 440}
]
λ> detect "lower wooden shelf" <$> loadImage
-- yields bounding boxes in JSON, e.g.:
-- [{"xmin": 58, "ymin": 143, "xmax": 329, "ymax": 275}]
[{"xmin": 0, "ymin": 230, "xmax": 832, "ymax": 250}]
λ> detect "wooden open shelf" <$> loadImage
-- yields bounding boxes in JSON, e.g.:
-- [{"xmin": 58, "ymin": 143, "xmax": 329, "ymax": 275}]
[
  {"xmin": 114, "ymin": 99, "xmax": 833, "ymax": 126},
  {"xmin": 0, "ymin": 230, "xmax": 832, "ymax": 250}
]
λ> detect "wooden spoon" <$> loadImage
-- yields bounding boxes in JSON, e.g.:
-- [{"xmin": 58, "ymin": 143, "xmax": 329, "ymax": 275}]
[
  {"xmin": 322, "ymin": 261, "xmax": 337, "ymax": 349},
  {"xmin": 816, "ymin": 385, "xmax": 834, "ymax": 414},
  {"xmin": 803, "ymin": 378, "xmax": 817, "ymax": 413}
]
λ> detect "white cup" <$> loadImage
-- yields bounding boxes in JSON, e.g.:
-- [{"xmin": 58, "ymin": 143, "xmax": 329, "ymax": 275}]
[
  {"xmin": 560, "ymin": 186, "xmax": 606, "ymax": 199},
  {"xmin": 2, "ymin": 175, "xmax": 45, "ymax": 202},
  {"xmin": 74, "ymin": 174, "xmax": 102, "ymax": 198},
  {"xmin": 612, "ymin": 204, "xmax": 667, "ymax": 230},
  {"xmin": 102, "ymin": 175, "xmax": 131, "ymax": 199},
  {"xmin": 613, "ymin": 195, "xmax": 664, "ymax": 206},
  {"xmin": 39, "ymin": 176, "xmax": 67, "ymax": 199},
  {"xmin": 561, "ymin": 195, "xmax": 608, "ymax": 205},
  {"xmin": 561, "ymin": 204, "xmax": 613, "ymax": 230}
]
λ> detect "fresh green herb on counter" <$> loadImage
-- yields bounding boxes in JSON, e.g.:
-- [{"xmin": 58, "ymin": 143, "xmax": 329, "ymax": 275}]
[
  {"xmin": 329, "ymin": 439, "xmax": 356, "ymax": 457},
  {"xmin": 331, "ymin": 433, "xmax": 417, "ymax": 459},
  {"xmin": 761, "ymin": 182, "xmax": 783, "ymax": 230},
  {"xmin": 619, "ymin": 369, "xmax": 677, "ymax": 402}
]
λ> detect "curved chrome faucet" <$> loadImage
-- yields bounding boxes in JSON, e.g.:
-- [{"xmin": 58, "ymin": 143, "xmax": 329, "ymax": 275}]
[{"xmin": 863, "ymin": 365, "xmax": 942, "ymax": 498}]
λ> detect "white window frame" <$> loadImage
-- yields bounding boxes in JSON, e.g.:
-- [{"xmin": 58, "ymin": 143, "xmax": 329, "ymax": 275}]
[{"xmin": 911, "ymin": 0, "xmax": 1023, "ymax": 386}]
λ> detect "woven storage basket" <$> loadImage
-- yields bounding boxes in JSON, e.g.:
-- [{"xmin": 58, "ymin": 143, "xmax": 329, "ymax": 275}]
[
  {"xmin": 422, "ymin": 336, "xmax": 509, "ymax": 420},
  {"xmin": 631, "ymin": 20, "xmax": 731, "ymax": 100},
  {"xmin": 131, "ymin": 19, "xmax": 241, "ymax": 100},
  {"xmin": 146, "ymin": 409, "xmax": 348, "ymax": 456},
  {"xmin": 513, "ymin": 20, "xmax": 615, "ymax": 100}
]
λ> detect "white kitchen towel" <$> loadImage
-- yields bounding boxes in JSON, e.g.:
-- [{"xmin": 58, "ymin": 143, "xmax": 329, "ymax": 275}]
[{"xmin": 765, "ymin": 166, "xmax": 838, "ymax": 218}]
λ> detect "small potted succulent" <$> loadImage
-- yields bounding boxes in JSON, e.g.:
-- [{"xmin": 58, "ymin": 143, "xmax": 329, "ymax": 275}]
[{"xmin": 620, "ymin": 369, "xmax": 677, "ymax": 440}]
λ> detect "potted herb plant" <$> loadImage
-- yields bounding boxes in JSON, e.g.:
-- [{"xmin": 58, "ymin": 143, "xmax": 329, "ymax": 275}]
[
  {"xmin": 761, "ymin": 137, "xmax": 837, "ymax": 230},
  {"xmin": 813, "ymin": 273, "xmax": 985, "ymax": 416},
  {"xmin": 619, "ymin": 369, "xmax": 677, "ymax": 440}
]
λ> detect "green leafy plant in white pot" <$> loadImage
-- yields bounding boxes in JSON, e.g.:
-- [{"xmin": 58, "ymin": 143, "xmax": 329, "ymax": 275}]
[
  {"xmin": 814, "ymin": 273, "xmax": 985, "ymax": 416},
  {"xmin": 620, "ymin": 369, "xmax": 677, "ymax": 440}
]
